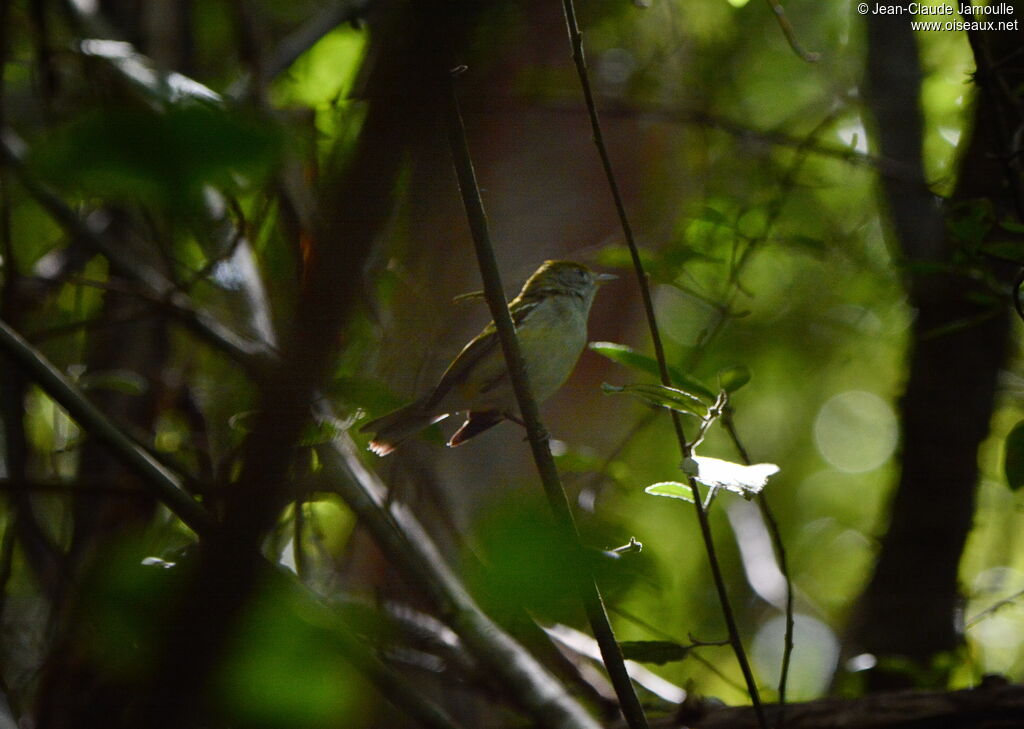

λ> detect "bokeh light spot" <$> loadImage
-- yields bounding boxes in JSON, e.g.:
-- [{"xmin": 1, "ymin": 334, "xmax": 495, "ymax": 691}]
[{"xmin": 814, "ymin": 390, "xmax": 897, "ymax": 473}]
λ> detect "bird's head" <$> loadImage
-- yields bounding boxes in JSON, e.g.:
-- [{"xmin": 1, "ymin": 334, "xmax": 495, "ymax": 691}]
[{"xmin": 519, "ymin": 260, "xmax": 617, "ymax": 301}]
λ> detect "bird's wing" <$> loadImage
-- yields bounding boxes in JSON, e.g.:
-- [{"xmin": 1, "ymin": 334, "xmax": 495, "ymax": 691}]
[{"xmin": 426, "ymin": 299, "xmax": 537, "ymax": 410}]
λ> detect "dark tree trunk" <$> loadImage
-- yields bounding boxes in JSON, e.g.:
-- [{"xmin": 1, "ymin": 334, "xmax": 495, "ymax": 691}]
[{"xmin": 846, "ymin": 4, "xmax": 1024, "ymax": 687}]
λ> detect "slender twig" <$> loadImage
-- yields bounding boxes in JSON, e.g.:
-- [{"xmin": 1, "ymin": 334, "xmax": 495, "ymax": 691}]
[
  {"xmin": 442, "ymin": 70, "xmax": 648, "ymax": 729},
  {"xmin": 0, "ymin": 133, "xmax": 277, "ymax": 375},
  {"xmin": 293, "ymin": 495, "xmax": 308, "ymax": 582},
  {"xmin": 558, "ymin": 2, "xmax": 766, "ymax": 725},
  {"xmin": 0, "ymin": 319, "xmax": 215, "ymax": 536},
  {"xmin": 966, "ymin": 586, "xmax": 1024, "ymax": 629},
  {"xmin": 704, "ymin": 109, "xmax": 832, "ymax": 712},
  {"xmin": 723, "ymin": 412, "xmax": 794, "ymax": 722},
  {"xmin": 764, "ymin": 0, "xmax": 820, "ymax": 63},
  {"xmin": 683, "ymin": 111, "xmax": 829, "ymax": 712},
  {"xmin": 530, "ymin": 99, "xmax": 907, "ymax": 180},
  {"xmin": 610, "ymin": 605, "xmax": 749, "ymax": 694}
]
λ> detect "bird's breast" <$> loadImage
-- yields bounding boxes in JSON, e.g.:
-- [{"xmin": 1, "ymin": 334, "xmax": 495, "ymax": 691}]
[{"xmin": 518, "ymin": 299, "xmax": 589, "ymax": 401}]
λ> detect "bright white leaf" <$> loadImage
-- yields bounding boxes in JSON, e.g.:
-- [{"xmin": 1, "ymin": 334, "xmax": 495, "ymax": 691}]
[{"xmin": 690, "ymin": 456, "xmax": 779, "ymax": 499}]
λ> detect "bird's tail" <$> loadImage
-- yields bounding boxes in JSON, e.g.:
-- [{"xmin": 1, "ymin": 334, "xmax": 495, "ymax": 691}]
[{"xmin": 359, "ymin": 399, "xmax": 447, "ymax": 456}]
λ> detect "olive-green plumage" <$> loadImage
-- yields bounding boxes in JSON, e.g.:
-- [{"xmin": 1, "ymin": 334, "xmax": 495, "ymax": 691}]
[{"xmin": 360, "ymin": 260, "xmax": 615, "ymax": 455}]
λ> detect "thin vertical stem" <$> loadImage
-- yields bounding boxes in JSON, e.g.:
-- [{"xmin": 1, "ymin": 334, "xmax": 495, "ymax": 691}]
[
  {"xmin": 442, "ymin": 71, "xmax": 649, "ymax": 729},
  {"xmin": 293, "ymin": 495, "xmax": 308, "ymax": 582},
  {"xmin": 558, "ymin": 3, "xmax": 766, "ymax": 726},
  {"xmin": 724, "ymin": 412, "xmax": 794, "ymax": 724}
]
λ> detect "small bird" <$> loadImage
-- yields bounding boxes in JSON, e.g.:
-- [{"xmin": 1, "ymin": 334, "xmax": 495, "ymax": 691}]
[{"xmin": 361, "ymin": 260, "xmax": 616, "ymax": 456}]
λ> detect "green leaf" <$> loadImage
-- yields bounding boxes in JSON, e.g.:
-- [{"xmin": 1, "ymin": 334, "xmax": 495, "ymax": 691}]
[
  {"xmin": 697, "ymin": 206, "xmax": 730, "ymax": 227},
  {"xmin": 644, "ymin": 481, "xmax": 695, "ymax": 502},
  {"xmin": 778, "ymin": 234, "xmax": 827, "ymax": 254},
  {"xmin": 1004, "ymin": 420, "xmax": 1024, "ymax": 492},
  {"xmin": 618, "ymin": 640, "xmax": 692, "ymax": 665},
  {"xmin": 78, "ymin": 369, "xmax": 148, "ymax": 396},
  {"xmin": 687, "ymin": 456, "xmax": 779, "ymax": 499},
  {"xmin": 589, "ymin": 342, "xmax": 715, "ymax": 401},
  {"xmin": 270, "ymin": 26, "xmax": 365, "ymax": 109},
  {"xmin": 31, "ymin": 106, "xmax": 281, "ymax": 212},
  {"xmin": 663, "ymin": 245, "xmax": 722, "ymax": 267},
  {"xmin": 601, "ymin": 383, "xmax": 709, "ymax": 417},
  {"xmin": 718, "ymin": 364, "xmax": 751, "ymax": 393},
  {"xmin": 980, "ymin": 240, "xmax": 1024, "ymax": 261}
]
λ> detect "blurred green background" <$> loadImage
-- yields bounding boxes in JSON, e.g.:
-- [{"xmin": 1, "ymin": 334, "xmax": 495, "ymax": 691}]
[{"xmin": 1, "ymin": 0, "xmax": 1022, "ymax": 727}]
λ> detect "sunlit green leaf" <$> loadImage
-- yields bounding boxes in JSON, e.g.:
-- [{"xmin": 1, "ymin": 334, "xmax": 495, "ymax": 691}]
[
  {"xmin": 601, "ymin": 382, "xmax": 709, "ymax": 417},
  {"xmin": 272, "ymin": 26, "xmax": 366, "ymax": 109},
  {"xmin": 590, "ymin": 342, "xmax": 715, "ymax": 401},
  {"xmin": 644, "ymin": 481, "xmax": 695, "ymax": 502}
]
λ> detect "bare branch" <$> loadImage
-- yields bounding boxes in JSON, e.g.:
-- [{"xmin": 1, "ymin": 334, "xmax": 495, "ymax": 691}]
[
  {"xmin": 437, "ymin": 69, "xmax": 623, "ymax": 729},
  {"xmin": 0, "ymin": 319, "xmax": 215, "ymax": 536}
]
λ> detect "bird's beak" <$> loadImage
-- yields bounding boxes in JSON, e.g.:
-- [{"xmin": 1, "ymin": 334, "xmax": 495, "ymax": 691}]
[{"xmin": 595, "ymin": 272, "xmax": 618, "ymax": 284}]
